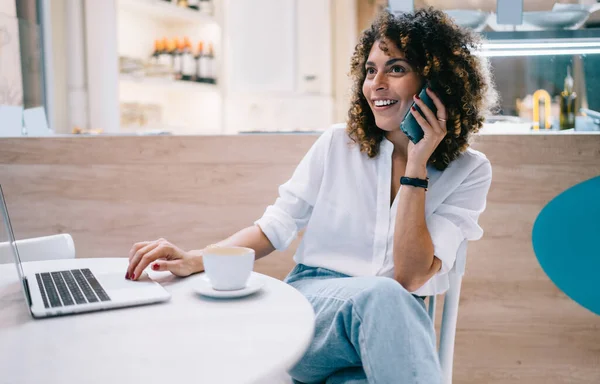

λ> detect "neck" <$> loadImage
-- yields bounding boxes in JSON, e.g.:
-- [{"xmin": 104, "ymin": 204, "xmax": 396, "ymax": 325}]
[{"xmin": 384, "ymin": 130, "xmax": 410, "ymax": 160}]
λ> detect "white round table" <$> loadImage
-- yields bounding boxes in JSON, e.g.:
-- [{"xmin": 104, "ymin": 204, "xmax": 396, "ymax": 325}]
[{"xmin": 0, "ymin": 258, "xmax": 314, "ymax": 384}]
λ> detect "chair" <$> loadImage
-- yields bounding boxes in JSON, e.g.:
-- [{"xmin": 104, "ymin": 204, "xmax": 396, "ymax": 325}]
[
  {"xmin": 0, "ymin": 234, "xmax": 76, "ymax": 264},
  {"xmin": 427, "ymin": 239, "xmax": 468, "ymax": 384}
]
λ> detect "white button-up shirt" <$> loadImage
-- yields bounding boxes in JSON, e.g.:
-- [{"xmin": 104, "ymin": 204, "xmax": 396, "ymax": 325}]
[{"xmin": 255, "ymin": 124, "xmax": 492, "ymax": 296}]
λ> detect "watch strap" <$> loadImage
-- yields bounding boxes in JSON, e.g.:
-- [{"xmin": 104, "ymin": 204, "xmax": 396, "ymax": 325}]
[{"xmin": 400, "ymin": 176, "xmax": 429, "ymax": 190}]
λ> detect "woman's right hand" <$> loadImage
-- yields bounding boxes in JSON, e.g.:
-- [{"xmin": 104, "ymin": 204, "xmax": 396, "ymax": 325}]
[{"xmin": 126, "ymin": 238, "xmax": 204, "ymax": 281}]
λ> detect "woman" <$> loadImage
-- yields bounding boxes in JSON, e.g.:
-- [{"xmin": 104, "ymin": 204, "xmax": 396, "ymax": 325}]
[{"xmin": 126, "ymin": 8, "xmax": 498, "ymax": 383}]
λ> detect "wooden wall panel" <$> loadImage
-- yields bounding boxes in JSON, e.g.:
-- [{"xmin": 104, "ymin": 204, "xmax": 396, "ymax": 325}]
[{"xmin": 1, "ymin": 133, "xmax": 599, "ymax": 383}]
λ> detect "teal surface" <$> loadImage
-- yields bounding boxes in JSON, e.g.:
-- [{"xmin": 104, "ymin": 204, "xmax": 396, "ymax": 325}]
[{"xmin": 532, "ymin": 176, "xmax": 600, "ymax": 315}]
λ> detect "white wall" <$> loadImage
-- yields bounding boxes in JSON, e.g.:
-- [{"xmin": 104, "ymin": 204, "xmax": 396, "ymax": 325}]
[
  {"xmin": 332, "ymin": 0, "xmax": 357, "ymax": 124},
  {"xmin": 0, "ymin": 0, "xmax": 16, "ymax": 16},
  {"xmin": 66, "ymin": 0, "xmax": 89, "ymax": 132},
  {"xmin": 49, "ymin": 0, "xmax": 68, "ymax": 133},
  {"xmin": 0, "ymin": 0, "xmax": 24, "ymax": 106},
  {"xmin": 85, "ymin": 0, "xmax": 119, "ymax": 133}
]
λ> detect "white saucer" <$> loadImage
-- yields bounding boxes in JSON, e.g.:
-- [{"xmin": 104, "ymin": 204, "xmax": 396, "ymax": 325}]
[{"xmin": 193, "ymin": 273, "xmax": 265, "ymax": 298}]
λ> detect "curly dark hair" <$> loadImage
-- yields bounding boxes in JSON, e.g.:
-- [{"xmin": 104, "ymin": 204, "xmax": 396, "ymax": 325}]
[{"xmin": 347, "ymin": 8, "xmax": 499, "ymax": 170}]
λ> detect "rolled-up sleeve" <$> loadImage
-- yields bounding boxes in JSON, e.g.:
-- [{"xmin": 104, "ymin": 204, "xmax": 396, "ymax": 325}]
[
  {"xmin": 427, "ymin": 159, "xmax": 492, "ymax": 274},
  {"xmin": 254, "ymin": 128, "xmax": 334, "ymax": 250}
]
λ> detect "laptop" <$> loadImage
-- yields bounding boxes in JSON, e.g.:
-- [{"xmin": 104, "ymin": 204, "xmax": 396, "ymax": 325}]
[{"xmin": 0, "ymin": 185, "xmax": 171, "ymax": 318}]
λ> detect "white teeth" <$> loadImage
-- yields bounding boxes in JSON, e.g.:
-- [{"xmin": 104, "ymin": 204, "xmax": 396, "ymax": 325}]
[{"xmin": 374, "ymin": 100, "xmax": 397, "ymax": 107}]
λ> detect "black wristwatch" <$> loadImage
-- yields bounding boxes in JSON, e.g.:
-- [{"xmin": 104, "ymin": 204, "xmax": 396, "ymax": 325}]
[{"xmin": 400, "ymin": 176, "xmax": 429, "ymax": 191}]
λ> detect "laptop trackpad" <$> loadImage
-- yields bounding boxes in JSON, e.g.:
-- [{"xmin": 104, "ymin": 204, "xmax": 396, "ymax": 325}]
[{"xmin": 97, "ymin": 272, "xmax": 155, "ymax": 291}]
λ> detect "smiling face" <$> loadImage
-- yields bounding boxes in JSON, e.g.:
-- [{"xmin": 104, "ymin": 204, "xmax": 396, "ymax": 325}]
[{"xmin": 362, "ymin": 39, "xmax": 424, "ymax": 133}]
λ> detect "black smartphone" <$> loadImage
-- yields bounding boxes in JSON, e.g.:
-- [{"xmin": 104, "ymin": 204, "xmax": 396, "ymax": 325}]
[{"xmin": 400, "ymin": 87, "xmax": 438, "ymax": 144}]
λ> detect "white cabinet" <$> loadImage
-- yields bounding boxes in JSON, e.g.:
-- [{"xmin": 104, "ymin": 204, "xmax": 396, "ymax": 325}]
[
  {"xmin": 224, "ymin": 0, "xmax": 296, "ymax": 94},
  {"xmin": 296, "ymin": 0, "xmax": 332, "ymax": 95},
  {"xmin": 222, "ymin": 0, "xmax": 334, "ymax": 133},
  {"xmin": 224, "ymin": 0, "xmax": 331, "ymax": 96}
]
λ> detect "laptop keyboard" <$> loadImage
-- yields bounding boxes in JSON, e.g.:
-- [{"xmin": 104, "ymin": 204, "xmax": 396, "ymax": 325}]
[{"xmin": 35, "ymin": 268, "xmax": 111, "ymax": 308}]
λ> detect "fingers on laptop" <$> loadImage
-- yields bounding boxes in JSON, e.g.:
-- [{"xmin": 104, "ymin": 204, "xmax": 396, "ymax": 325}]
[
  {"xmin": 129, "ymin": 241, "xmax": 152, "ymax": 261},
  {"xmin": 127, "ymin": 241, "xmax": 160, "ymax": 279},
  {"xmin": 128, "ymin": 238, "xmax": 180, "ymax": 280}
]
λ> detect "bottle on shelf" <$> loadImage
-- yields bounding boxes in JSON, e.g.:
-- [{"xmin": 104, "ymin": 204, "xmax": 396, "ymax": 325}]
[
  {"xmin": 172, "ymin": 38, "xmax": 183, "ymax": 80},
  {"xmin": 196, "ymin": 41, "xmax": 207, "ymax": 83},
  {"xmin": 158, "ymin": 37, "xmax": 173, "ymax": 71},
  {"xmin": 176, "ymin": 0, "xmax": 189, "ymax": 8},
  {"xmin": 206, "ymin": 42, "xmax": 216, "ymax": 84},
  {"xmin": 151, "ymin": 39, "xmax": 162, "ymax": 65},
  {"xmin": 532, "ymin": 89, "xmax": 552, "ymax": 130},
  {"xmin": 181, "ymin": 37, "xmax": 196, "ymax": 81},
  {"xmin": 188, "ymin": 0, "xmax": 200, "ymax": 11},
  {"xmin": 559, "ymin": 65, "xmax": 577, "ymax": 130}
]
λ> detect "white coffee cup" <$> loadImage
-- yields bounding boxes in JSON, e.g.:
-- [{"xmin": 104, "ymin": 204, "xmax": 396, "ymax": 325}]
[{"xmin": 202, "ymin": 246, "xmax": 255, "ymax": 291}]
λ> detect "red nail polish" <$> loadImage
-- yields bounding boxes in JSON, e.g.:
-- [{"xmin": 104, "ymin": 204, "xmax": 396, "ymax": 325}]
[
  {"xmin": 131, "ymin": 273, "xmax": 135, "ymax": 280},
  {"xmin": 125, "ymin": 272, "xmax": 130, "ymax": 279},
  {"xmin": 411, "ymin": 106, "xmax": 416, "ymax": 111},
  {"xmin": 152, "ymin": 264, "xmax": 159, "ymax": 271},
  {"xmin": 415, "ymin": 94, "xmax": 420, "ymax": 100}
]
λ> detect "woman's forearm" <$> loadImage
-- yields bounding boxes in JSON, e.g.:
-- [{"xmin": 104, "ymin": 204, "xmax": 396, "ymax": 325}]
[
  {"xmin": 188, "ymin": 225, "xmax": 276, "ymax": 273},
  {"xmin": 393, "ymin": 164, "xmax": 440, "ymax": 291},
  {"xmin": 209, "ymin": 225, "xmax": 276, "ymax": 259}
]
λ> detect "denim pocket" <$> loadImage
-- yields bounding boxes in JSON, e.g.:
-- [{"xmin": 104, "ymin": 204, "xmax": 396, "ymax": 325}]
[
  {"xmin": 284, "ymin": 263, "xmax": 342, "ymax": 285},
  {"xmin": 283, "ymin": 263, "xmax": 311, "ymax": 284}
]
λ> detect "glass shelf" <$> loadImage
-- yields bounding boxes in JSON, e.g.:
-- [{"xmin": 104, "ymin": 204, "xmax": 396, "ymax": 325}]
[
  {"xmin": 483, "ymin": 28, "xmax": 600, "ymax": 41},
  {"xmin": 120, "ymin": 74, "xmax": 218, "ymax": 91},
  {"xmin": 479, "ymin": 29, "xmax": 600, "ymax": 56},
  {"xmin": 118, "ymin": 0, "xmax": 215, "ymax": 25}
]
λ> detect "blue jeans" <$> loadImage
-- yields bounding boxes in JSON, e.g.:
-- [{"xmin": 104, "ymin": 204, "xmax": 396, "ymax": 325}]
[{"xmin": 284, "ymin": 264, "xmax": 442, "ymax": 384}]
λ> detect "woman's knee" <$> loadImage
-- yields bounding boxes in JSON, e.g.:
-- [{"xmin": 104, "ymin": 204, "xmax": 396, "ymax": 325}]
[
  {"xmin": 359, "ymin": 277, "xmax": 412, "ymax": 302},
  {"xmin": 351, "ymin": 277, "xmax": 429, "ymax": 330},
  {"xmin": 351, "ymin": 277, "xmax": 425, "ymax": 317}
]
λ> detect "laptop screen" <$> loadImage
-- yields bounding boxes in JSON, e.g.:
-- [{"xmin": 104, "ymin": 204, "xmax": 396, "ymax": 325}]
[{"xmin": 0, "ymin": 185, "xmax": 28, "ymax": 294}]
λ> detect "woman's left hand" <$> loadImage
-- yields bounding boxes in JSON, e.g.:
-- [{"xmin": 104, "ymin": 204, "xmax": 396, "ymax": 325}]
[{"xmin": 405, "ymin": 88, "xmax": 448, "ymax": 177}]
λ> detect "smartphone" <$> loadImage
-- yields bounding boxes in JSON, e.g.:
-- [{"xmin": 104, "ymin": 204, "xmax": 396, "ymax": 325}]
[{"xmin": 400, "ymin": 87, "xmax": 438, "ymax": 144}]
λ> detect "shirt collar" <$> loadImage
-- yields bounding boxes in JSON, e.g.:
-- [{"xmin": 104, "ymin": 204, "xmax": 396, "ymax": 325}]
[{"xmin": 380, "ymin": 136, "xmax": 394, "ymax": 155}]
